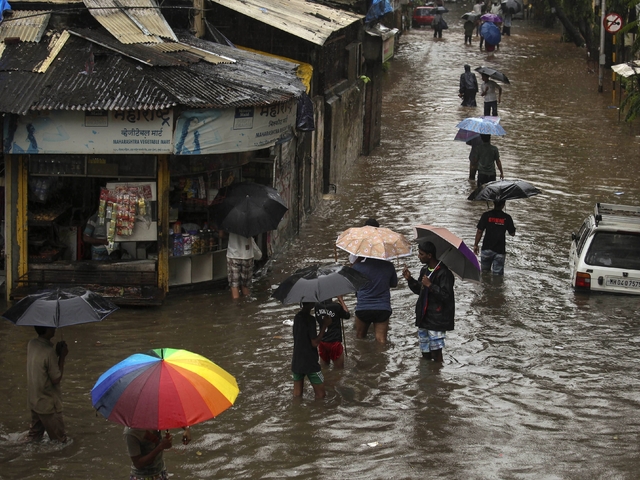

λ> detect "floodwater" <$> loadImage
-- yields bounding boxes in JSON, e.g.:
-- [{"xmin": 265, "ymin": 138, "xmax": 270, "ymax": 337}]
[{"xmin": 2, "ymin": 9, "xmax": 640, "ymax": 479}]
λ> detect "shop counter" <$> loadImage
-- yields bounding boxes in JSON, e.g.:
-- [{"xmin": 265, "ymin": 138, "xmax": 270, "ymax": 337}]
[{"xmin": 13, "ymin": 260, "xmax": 164, "ymax": 306}]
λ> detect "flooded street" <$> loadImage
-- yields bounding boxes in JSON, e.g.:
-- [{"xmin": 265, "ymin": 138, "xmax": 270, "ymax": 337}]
[{"xmin": 2, "ymin": 8, "xmax": 640, "ymax": 478}]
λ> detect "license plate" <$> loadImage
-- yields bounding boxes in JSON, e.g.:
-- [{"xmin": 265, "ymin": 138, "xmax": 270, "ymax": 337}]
[{"xmin": 605, "ymin": 277, "xmax": 640, "ymax": 289}]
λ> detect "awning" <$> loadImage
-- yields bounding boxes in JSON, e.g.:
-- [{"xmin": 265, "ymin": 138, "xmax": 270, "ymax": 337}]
[
  {"xmin": 611, "ymin": 61, "xmax": 640, "ymax": 78},
  {"xmin": 365, "ymin": 23, "xmax": 399, "ymax": 41}
]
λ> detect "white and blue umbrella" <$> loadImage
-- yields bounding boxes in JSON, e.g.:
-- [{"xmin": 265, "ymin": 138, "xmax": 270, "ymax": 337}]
[
  {"xmin": 454, "ymin": 116, "xmax": 501, "ymax": 143},
  {"xmin": 456, "ymin": 117, "xmax": 506, "ymax": 136}
]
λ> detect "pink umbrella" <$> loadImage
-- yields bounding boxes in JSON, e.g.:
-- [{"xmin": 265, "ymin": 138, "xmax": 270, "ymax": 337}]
[{"xmin": 413, "ymin": 225, "xmax": 481, "ymax": 283}]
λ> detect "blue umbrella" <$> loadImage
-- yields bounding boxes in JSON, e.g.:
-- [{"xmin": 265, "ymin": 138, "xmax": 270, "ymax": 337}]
[
  {"xmin": 456, "ymin": 117, "xmax": 506, "ymax": 136},
  {"xmin": 480, "ymin": 22, "xmax": 501, "ymax": 45}
]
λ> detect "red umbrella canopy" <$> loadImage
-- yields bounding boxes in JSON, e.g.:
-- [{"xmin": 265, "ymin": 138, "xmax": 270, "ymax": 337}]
[{"xmin": 91, "ymin": 348, "xmax": 239, "ymax": 430}]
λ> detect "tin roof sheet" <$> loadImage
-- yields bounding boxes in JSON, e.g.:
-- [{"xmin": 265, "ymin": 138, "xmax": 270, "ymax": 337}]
[
  {"xmin": 68, "ymin": 28, "xmax": 235, "ymax": 66},
  {"xmin": 210, "ymin": 0, "xmax": 363, "ymax": 46},
  {"xmin": 0, "ymin": 30, "xmax": 304, "ymax": 114},
  {"xmin": 0, "ymin": 10, "xmax": 51, "ymax": 42},
  {"xmin": 83, "ymin": 0, "xmax": 177, "ymax": 44}
]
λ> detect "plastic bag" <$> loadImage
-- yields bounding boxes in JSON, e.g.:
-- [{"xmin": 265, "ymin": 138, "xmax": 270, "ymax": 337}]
[
  {"xmin": 252, "ymin": 238, "xmax": 262, "ymax": 261},
  {"xmin": 296, "ymin": 93, "xmax": 315, "ymax": 132}
]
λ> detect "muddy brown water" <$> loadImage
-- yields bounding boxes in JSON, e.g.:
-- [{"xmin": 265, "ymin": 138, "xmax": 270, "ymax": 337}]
[{"xmin": 2, "ymin": 10, "xmax": 640, "ymax": 479}]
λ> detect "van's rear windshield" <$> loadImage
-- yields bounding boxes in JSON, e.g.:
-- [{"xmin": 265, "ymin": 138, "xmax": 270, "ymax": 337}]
[{"xmin": 585, "ymin": 231, "xmax": 640, "ymax": 269}]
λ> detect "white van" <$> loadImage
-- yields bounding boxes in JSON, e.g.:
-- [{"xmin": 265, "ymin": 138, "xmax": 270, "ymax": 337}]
[{"xmin": 569, "ymin": 203, "xmax": 640, "ymax": 295}]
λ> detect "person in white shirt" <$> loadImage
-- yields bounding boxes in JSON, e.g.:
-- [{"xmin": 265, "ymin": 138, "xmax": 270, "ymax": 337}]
[
  {"xmin": 480, "ymin": 73, "xmax": 502, "ymax": 116},
  {"xmin": 221, "ymin": 231, "xmax": 257, "ymax": 299}
]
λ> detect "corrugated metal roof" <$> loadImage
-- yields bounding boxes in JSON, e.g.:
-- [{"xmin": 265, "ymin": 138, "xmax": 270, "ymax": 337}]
[
  {"xmin": 0, "ymin": 10, "xmax": 51, "ymax": 42},
  {"xmin": 68, "ymin": 28, "xmax": 235, "ymax": 66},
  {"xmin": 210, "ymin": 0, "xmax": 363, "ymax": 46},
  {"xmin": 13, "ymin": 0, "xmax": 82, "ymax": 3},
  {"xmin": 83, "ymin": 0, "xmax": 177, "ymax": 44},
  {"xmin": 69, "ymin": 28, "xmax": 189, "ymax": 66},
  {"xmin": 0, "ymin": 30, "xmax": 305, "ymax": 114}
]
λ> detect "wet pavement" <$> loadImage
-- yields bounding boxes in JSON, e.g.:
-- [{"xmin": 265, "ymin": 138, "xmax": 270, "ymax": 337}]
[{"xmin": 2, "ymin": 7, "xmax": 640, "ymax": 479}]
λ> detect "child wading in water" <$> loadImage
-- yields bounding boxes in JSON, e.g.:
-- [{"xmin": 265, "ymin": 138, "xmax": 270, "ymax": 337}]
[
  {"xmin": 291, "ymin": 302, "xmax": 331, "ymax": 399},
  {"xmin": 314, "ymin": 299, "xmax": 350, "ymax": 369}
]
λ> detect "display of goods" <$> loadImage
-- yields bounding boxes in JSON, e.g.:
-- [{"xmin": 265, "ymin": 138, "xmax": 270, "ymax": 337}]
[
  {"xmin": 29, "ymin": 203, "xmax": 69, "ymax": 223},
  {"xmin": 183, "ymin": 234, "xmax": 192, "ymax": 255},
  {"xmin": 173, "ymin": 233, "xmax": 184, "ymax": 256}
]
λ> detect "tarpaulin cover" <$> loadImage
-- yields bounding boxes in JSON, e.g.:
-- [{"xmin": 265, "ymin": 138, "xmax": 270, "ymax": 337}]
[{"xmin": 365, "ymin": 0, "xmax": 393, "ymax": 24}]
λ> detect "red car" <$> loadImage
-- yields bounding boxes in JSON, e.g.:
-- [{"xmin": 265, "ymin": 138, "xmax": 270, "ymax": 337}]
[{"xmin": 412, "ymin": 6, "xmax": 436, "ymax": 27}]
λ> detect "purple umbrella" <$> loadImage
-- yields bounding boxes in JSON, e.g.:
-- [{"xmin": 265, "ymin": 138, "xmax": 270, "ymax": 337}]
[
  {"xmin": 413, "ymin": 225, "xmax": 481, "ymax": 283},
  {"xmin": 480, "ymin": 13, "xmax": 503, "ymax": 23}
]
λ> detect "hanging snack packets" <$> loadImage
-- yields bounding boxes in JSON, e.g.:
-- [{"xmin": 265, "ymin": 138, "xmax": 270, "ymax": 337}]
[
  {"xmin": 98, "ymin": 188, "xmax": 109, "ymax": 225},
  {"xmin": 141, "ymin": 184, "xmax": 153, "ymax": 200}
]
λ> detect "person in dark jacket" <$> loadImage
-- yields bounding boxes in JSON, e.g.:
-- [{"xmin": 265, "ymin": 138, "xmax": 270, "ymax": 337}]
[
  {"xmin": 402, "ymin": 240, "xmax": 455, "ymax": 362},
  {"xmin": 459, "ymin": 65, "xmax": 478, "ymax": 106}
]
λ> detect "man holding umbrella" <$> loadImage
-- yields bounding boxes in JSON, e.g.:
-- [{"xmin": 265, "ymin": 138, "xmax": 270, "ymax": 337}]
[
  {"xmin": 473, "ymin": 201, "xmax": 516, "ymax": 275},
  {"xmin": 220, "ymin": 231, "xmax": 259, "ymax": 299},
  {"xmin": 480, "ymin": 73, "xmax": 502, "ymax": 116},
  {"xmin": 26, "ymin": 326, "xmax": 69, "ymax": 443},
  {"xmin": 470, "ymin": 134, "xmax": 504, "ymax": 185},
  {"xmin": 402, "ymin": 241, "xmax": 455, "ymax": 362}
]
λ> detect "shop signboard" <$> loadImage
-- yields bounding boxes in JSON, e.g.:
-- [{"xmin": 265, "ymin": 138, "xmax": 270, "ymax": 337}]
[
  {"xmin": 173, "ymin": 101, "xmax": 296, "ymax": 155},
  {"xmin": 3, "ymin": 110, "xmax": 173, "ymax": 154}
]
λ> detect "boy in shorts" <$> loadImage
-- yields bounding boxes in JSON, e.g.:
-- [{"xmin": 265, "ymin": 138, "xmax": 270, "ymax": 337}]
[
  {"xmin": 292, "ymin": 302, "xmax": 332, "ymax": 399},
  {"xmin": 314, "ymin": 300, "xmax": 350, "ymax": 369}
]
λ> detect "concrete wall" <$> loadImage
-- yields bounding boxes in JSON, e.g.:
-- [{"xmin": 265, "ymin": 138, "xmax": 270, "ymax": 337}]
[
  {"xmin": 271, "ymin": 139, "xmax": 298, "ymax": 255},
  {"xmin": 324, "ymin": 83, "xmax": 365, "ymax": 191},
  {"xmin": 309, "ymin": 96, "xmax": 325, "ymax": 213}
]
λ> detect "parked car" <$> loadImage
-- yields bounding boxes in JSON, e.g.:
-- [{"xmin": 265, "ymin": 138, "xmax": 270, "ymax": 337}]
[
  {"xmin": 412, "ymin": 6, "xmax": 436, "ymax": 27},
  {"xmin": 569, "ymin": 203, "xmax": 640, "ymax": 294}
]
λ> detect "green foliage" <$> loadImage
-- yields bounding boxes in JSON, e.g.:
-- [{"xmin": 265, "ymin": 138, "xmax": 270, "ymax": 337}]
[
  {"xmin": 359, "ymin": 75, "xmax": 371, "ymax": 84},
  {"xmin": 382, "ymin": 62, "xmax": 391, "ymax": 73},
  {"xmin": 617, "ymin": 0, "xmax": 640, "ymax": 123},
  {"xmin": 620, "ymin": 77, "xmax": 640, "ymax": 122},
  {"xmin": 561, "ymin": 0, "xmax": 593, "ymax": 23}
]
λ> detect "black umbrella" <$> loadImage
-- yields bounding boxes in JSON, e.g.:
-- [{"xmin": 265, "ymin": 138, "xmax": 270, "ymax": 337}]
[
  {"xmin": 501, "ymin": 0, "xmax": 521, "ymax": 13},
  {"xmin": 210, "ymin": 182, "xmax": 288, "ymax": 238},
  {"xmin": 467, "ymin": 179, "xmax": 541, "ymax": 202},
  {"xmin": 272, "ymin": 264, "xmax": 370, "ymax": 305},
  {"xmin": 1, "ymin": 287, "xmax": 119, "ymax": 327},
  {"xmin": 475, "ymin": 66, "xmax": 511, "ymax": 84},
  {"xmin": 433, "ymin": 6, "xmax": 449, "ymax": 13}
]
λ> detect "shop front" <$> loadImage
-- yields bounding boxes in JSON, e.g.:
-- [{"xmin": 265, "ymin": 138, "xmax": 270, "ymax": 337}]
[
  {"xmin": 4, "ymin": 109, "xmax": 172, "ymax": 305},
  {"xmin": 3, "ymin": 101, "xmax": 297, "ymax": 305},
  {"xmin": 166, "ymin": 150, "xmax": 275, "ymax": 288}
]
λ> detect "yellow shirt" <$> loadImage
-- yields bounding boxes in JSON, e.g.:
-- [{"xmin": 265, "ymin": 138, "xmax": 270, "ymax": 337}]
[{"xmin": 27, "ymin": 336, "xmax": 63, "ymax": 414}]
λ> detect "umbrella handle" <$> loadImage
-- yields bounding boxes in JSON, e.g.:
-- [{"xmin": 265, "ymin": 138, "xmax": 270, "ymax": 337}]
[
  {"xmin": 334, "ymin": 245, "xmax": 338, "ymax": 263},
  {"xmin": 341, "ymin": 317, "xmax": 347, "ymax": 357}
]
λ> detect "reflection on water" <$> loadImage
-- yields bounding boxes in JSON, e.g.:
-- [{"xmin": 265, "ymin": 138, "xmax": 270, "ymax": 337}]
[{"xmin": 3, "ymin": 11, "xmax": 640, "ymax": 478}]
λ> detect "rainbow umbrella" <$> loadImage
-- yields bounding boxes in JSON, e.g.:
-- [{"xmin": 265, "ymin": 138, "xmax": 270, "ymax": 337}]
[{"xmin": 91, "ymin": 348, "xmax": 239, "ymax": 430}]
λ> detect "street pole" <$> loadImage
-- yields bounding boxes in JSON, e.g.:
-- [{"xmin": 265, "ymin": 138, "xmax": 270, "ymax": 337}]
[{"xmin": 598, "ymin": 0, "xmax": 605, "ymax": 92}]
